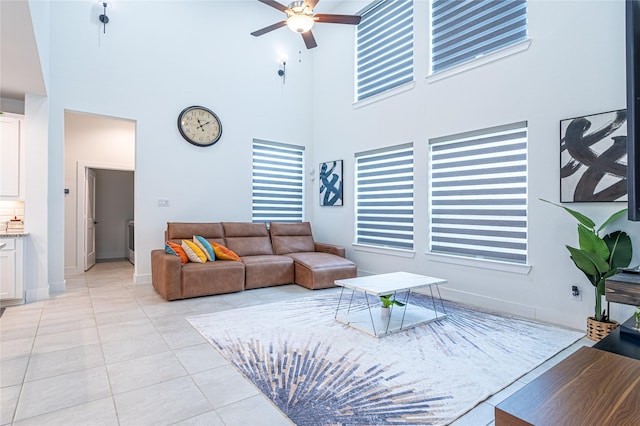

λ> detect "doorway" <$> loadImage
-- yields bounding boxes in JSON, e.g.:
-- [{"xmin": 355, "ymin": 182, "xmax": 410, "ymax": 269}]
[
  {"xmin": 63, "ymin": 111, "xmax": 136, "ymax": 276},
  {"xmin": 81, "ymin": 167, "xmax": 135, "ymax": 271}
]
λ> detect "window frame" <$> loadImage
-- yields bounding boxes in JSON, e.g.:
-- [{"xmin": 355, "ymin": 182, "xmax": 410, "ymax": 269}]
[
  {"xmin": 355, "ymin": 0, "xmax": 415, "ymax": 104},
  {"xmin": 251, "ymin": 139, "xmax": 305, "ymax": 224},
  {"xmin": 430, "ymin": 0, "xmax": 528, "ymax": 76},
  {"xmin": 354, "ymin": 142, "xmax": 415, "ymax": 252},
  {"xmin": 427, "ymin": 122, "xmax": 529, "ymax": 267}
]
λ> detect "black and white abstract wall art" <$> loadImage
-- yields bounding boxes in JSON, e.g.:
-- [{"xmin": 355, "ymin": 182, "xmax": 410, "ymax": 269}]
[
  {"xmin": 560, "ymin": 109, "xmax": 628, "ymax": 202},
  {"xmin": 319, "ymin": 160, "xmax": 343, "ymax": 206}
]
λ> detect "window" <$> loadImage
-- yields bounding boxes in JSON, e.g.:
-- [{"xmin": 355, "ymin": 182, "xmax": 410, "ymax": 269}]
[
  {"xmin": 252, "ymin": 139, "xmax": 305, "ymax": 224},
  {"xmin": 356, "ymin": 0, "xmax": 414, "ymax": 101},
  {"xmin": 431, "ymin": 0, "xmax": 527, "ymax": 73},
  {"xmin": 428, "ymin": 122, "xmax": 528, "ymax": 264},
  {"xmin": 355, "ymin": 143, "xmax": 414, "ymax": 250}
]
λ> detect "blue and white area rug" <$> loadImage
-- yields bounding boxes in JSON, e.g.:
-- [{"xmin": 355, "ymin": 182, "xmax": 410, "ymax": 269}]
[{"xmin": 188, "ymin": 293, "xmax": 583, "ymax": 425}]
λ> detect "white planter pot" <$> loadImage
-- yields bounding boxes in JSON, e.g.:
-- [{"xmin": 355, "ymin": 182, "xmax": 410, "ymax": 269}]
[{"xmin": 381, "ymin": 306, "xmax": 391, "ymax": 319}]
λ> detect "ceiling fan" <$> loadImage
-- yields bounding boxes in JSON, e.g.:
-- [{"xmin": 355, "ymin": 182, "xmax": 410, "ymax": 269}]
[{"xmin": 251, "ymin": 0, "xmax": 362, "ymax": 49}]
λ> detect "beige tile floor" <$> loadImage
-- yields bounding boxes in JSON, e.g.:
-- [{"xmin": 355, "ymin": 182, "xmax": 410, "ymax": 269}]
[{"xmin": 1, "ymin": 260, "xmax": 592, "ymax": 425}]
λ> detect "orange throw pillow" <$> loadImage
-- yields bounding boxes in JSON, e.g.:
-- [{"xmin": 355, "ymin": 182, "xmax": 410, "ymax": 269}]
[
  {"xmin": 210, "ymin": 242, "xmax": 242, "ymax": 261},
  {"xmin": 165, "ymin": 241, "xmax": 189, "ymax": 264}
]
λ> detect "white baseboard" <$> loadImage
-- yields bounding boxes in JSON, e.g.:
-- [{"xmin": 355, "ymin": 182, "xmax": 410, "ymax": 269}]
[
  {"xmin": 434, "ymin": 287, "xmax": 536, "ymax": 318},
  {"xmin": 49, "ymin": 280, "xmax": 66, "ymax": 294},
  {"xmin": 350, "ymin": 269, "xmax": 586, "ymax": 331},
  {"xmin": 417, "ymin": 286, "xmax": 585, "ymax": 331},
  {"xmin": 25, "ymin": 285, "xmax": 50, "ymax": 302},
  {"xmin": 134, "ymin": 273, "xmax": 151, "ymax": 285}
]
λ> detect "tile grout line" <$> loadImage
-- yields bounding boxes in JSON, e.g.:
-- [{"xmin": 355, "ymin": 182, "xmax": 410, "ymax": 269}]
[
  {"xmin": 11, "ymin": 296, "xmax": 46, "ymax": 425},
  {"xmin": 87, "ymin": 270, "xmax": 122, "ymax": 426}
]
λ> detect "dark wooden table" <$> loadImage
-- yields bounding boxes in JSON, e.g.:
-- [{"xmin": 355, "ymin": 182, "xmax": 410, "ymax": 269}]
[
  {"xmin": 495, "ymin": 346, "xmax": 640, "ymax": 425},
  {"xmin": 593, "ymin": 323, "xmax": 640, "ymax": 360},
  {"xmin": 606, "ymin": 272, "xmax": 640, "ymax": 306}
]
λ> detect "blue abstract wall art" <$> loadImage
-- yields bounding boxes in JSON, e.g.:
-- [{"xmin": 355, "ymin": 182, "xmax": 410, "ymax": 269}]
[{"xmin": 319, "ymin": 160, "xmax": 343, "ymax": 206}]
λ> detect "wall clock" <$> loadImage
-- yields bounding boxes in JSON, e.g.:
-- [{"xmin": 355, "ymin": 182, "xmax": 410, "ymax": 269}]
[{"xmin": 177, "ymin": 106, "xmax": 222, "ymax": 147}]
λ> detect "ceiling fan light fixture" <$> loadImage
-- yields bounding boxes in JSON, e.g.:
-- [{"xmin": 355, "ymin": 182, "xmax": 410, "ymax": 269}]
[{"xmin": 287, "ymin": 14, "xmax": 314, "ymax": 33}]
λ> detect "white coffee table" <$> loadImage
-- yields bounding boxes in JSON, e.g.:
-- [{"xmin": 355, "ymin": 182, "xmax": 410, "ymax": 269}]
[{"xmin": 334, "ymin": 272, "xmax": 448, "ymax": 337}]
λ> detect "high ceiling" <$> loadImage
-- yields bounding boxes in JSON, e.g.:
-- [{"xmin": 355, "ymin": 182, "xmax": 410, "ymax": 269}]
[
  {"xmin": 0, "ymin": 0, "xmax": 46, "ymax": 101},
  {"xmin": 0, "ymin": 0, "xmax": 361, "ymax": 103}
]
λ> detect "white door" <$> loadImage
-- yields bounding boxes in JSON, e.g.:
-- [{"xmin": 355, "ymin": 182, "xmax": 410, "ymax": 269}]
[{"xmin": 85, "ymin": 168, "xmax": 97, "ymax": 271}]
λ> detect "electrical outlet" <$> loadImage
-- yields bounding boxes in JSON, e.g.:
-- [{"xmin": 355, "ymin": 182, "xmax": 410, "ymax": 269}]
[
  {"xmin": 158, "ymin": 199, "xmax": 170, "ymax": 207},
  {"xmin": 570, "ymin": 285, "xmax": 582, "ymax": 301}
]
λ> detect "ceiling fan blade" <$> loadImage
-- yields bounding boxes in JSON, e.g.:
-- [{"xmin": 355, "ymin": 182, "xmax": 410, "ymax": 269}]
[
  {"xmin": 301, "ymin": 31, "xmax": 318, "ymax": 49},
  {"xmin": 257, "ymin": 0, "xmax": 289, "ymax": 13},
  {"xmin": 302, "ymin": 0, "xmax": 319, "ymax": 10},
  {"xmin": 315, "ymin": 14, "xmax": 362, "ymax": 25},
  {"xmin": 251, "ymin": 21, "xmax": 287, "ymax": 37}
]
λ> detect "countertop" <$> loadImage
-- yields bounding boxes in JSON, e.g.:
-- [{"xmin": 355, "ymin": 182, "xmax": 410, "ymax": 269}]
[{"xmin": 0, "ymin": 232, "xmax": 28, "ymax": 238}]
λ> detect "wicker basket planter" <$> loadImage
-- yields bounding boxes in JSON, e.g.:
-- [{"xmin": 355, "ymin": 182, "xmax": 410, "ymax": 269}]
[{"xmin": 587, "ymin": 317, "xmax": 620, "ymax": 342}]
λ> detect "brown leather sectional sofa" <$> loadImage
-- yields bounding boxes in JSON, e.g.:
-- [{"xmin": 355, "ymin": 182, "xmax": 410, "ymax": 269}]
[{"xmin": 151, "ymin": 221, "xmax": 357, "ymax": 300}]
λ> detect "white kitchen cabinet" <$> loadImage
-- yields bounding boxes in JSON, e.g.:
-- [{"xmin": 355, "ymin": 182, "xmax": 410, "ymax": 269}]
[
  {"xmin": 0, "ymin": 115, "xmax": 23, "ymax": 198},
  {"xmin": 0, "ymin": 237, "xmax": 25, "ymax": 305}
]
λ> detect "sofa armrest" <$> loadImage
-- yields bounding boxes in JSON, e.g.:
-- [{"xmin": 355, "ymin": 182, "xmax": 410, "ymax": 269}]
[
  {"xmin": 314, "ymin": 242, "xmax": 346, "ymax": 258},
  {"xmin": 151, "ymin": 249, "xmax": 183, "ymax": 300}
]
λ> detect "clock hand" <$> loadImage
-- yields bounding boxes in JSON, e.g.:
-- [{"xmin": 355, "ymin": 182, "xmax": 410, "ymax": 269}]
[{"xmin": 197, "ymin": 121, "xmax": 212, "ymax": 131}]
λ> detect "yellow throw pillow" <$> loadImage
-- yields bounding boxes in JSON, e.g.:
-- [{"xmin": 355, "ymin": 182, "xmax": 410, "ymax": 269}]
[{"xmin": 182, "ymin": 239, "xmax": 207, "ymax": 263}]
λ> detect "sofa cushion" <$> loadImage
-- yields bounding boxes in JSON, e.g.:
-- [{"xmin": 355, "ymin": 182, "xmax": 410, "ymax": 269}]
[
  {"xmin": 285, "ymin": 252, "xmax": 357, "ymax": 290},
  {"xmin": 182, "ymin": 240, "xmax": 207, "ymax": 263},
  {"xmin": 194, "ymin": 235, "xmax": 215, "ymax": 261},
  {"xmin": 222, "ymin": 222, "xmax": 275, "ymax": 257},
  {"xmin": 165, "ymin": 241, "xmax": 188, "ymax": 264},
  {"xmin": 181, "ymin": 261, "xmax": 245, "ymax": 298},
  {"xmin": 241, "ymin": 255, "xmax": 295, "ymax": 289},
  {"xmin": 269, "ymin": 222, "xmax": 316, "ymax": 255},
  {"xmin": 167, "ymin": 222, "xmax": 224, "ymax": 244},
  {"xmin": 210, "ymin": 242, "xmax": 242, "ymax": 261}
]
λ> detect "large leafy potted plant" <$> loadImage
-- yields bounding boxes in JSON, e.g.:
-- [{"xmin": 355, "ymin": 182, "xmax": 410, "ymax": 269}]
[{"xmin": 542, "ymin": 200, "xmax": 633, "ymax": 341}]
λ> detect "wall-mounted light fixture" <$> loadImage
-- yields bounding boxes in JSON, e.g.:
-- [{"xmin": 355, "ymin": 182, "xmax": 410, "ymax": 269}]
[
  {"xmin": 98, "ymin": 1, "xmax": 110, "ymax": 34},
  {"xmin": 278, "ymin": 61, "xmax": 286, "ymax": 84}
]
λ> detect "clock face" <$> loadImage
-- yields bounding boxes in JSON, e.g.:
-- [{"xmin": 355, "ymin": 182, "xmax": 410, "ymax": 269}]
[{"xmin": 177, "ymin": 106, "xmax": 222, "ymax": 147}]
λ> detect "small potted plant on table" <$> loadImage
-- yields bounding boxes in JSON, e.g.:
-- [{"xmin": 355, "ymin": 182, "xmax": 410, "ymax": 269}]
[
  {"xmin": 379, "ymin": 294, "xmax": 405, "ymax": 319},
  {"xmin": 542, "ymin": 200, "xmax": 633, "ymax": 341}
]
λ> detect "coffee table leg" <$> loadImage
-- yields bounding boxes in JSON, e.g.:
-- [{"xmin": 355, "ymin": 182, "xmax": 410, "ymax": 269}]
[
  {"xmin": 364, "ymin": 292, "xmax": 379, "ymax": 337},
  {"xmin": 435, "ymin": 284, "xmax": 447, "ymax": 315},
  {"xmin": 397, "ymin": 290, "xmax": 411, "ymax": 331},
  {"xmin": 346, "ymin": 288, "xmax": 356, "ymax": 314},
  {"xmin": 334, "ymin": 286, "xmax": 346, "ymax": 319},
  {"xmin": 429, "ymin": 284, "xmax": 447, "ymax": 319}
]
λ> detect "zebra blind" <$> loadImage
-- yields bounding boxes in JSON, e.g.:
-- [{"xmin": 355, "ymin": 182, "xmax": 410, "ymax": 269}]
[
  {"xmin": 431, "ymin": 0, "xmax": 527, "ymax": 73},
  {"xmin": 429, "ymin": 122, "xmax": 528, "ymax": 263},
  {"xmin": 356, "ymin": 0, "xmax": 414, "ymax": 101},
  {"xmin": 355, "ymin": 143, "xmax": 414, "ymax": 250},
  {"xmin": 252, "ymin": 139, "xmax": 305, "ymax": 223}
]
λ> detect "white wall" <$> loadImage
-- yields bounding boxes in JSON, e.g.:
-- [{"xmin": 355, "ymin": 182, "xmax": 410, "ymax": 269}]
[
  {"xmin": 310, "ymin": 0, "xmax": 640, "ymax": 330},
  {"xmin": 24, "ymin": 93, "xmax": 50, "ymax": 300},
  {"xmin": 94, "ymin": 169, "xmax": 134, "ymax": 260},
  {"xmin": 63, "ymin": 111, "xmax": 135, "ymax": 274},
  {"xmin": 32, "ymin": 1, "xmax": 640, "ymax": 329},
  {"xmin": 19, "ymin": 1, "xmax": 50, "ymax": 301},
  {"xmin": 47, "ymin": 1, "xmax": 315, "ymax": 284}
]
